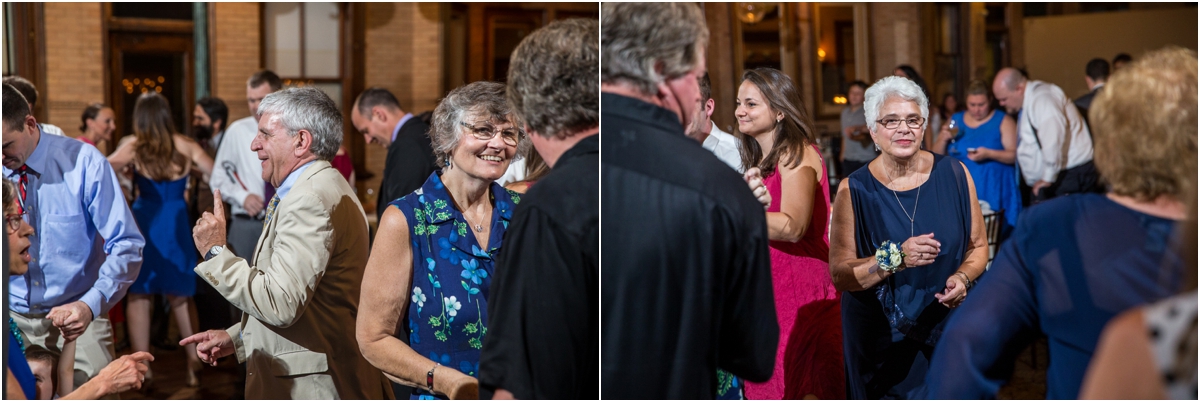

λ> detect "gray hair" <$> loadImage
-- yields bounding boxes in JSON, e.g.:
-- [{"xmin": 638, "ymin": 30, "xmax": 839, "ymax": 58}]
[
  {"xmin": 430, "ymin": 81, "xmax": 523, "ymax": 168},
  {"xmin": 256, "ymin": 87, "xmax": 342, "ymax": 161},
  {"xmin": 601, "ymin": 3, "xmax": 708, "ymax": 96},
  {"xmin": 508, "ymin": 18, "xmax": 599, "ymax": 140},
  {"xmin": 864, "ymin": 76, "xmax": 929, "ymax": 134}
]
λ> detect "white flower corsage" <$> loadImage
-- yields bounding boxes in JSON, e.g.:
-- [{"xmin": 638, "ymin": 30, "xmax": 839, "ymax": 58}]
[{"xmin": 875, "ymin": 240, "xmax": 907, "ymax": 273}]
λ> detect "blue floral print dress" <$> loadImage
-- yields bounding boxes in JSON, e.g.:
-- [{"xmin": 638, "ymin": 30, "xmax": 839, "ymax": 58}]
[{"xmin": 390, "ymin": 172, "xmax": 520, "ymax": 400}]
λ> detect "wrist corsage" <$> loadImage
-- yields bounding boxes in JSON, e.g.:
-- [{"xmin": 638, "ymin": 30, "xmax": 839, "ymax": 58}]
[{"xmin": 875, "ymin": 240, "xmax": 906, "ymax": 273}]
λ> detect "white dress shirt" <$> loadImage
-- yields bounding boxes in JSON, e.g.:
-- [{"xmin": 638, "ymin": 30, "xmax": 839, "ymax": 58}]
[
  {"xmin": 703, "ymin": 125, "xmax": 744, "ymax": 173},
  {"xmin": 1016, "ymin": 80, "xmax": 1094, "ymax": 185},
  {"xmin": 209, "ymin": 116, "xmax": 266, "ymax": 215}
]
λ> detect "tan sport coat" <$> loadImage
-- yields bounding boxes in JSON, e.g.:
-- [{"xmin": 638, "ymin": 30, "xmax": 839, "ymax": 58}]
[{"xmin": 196, "ymin": 161, "xmax": 393, "ymax": 399}]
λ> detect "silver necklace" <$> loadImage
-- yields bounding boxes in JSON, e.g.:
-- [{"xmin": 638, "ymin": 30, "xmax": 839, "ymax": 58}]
[{"xmin": 884, "ymin": 162, "xmax": 922, "ymax": 238}]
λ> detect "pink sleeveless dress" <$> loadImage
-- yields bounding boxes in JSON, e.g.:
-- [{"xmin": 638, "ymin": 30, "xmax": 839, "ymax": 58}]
[{"xmin": 744, "ymin": 145, "xmax": 846, "ymax": 400}]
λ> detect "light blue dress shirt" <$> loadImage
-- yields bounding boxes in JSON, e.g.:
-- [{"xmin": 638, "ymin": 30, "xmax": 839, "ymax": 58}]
[
  {"xmin": 3, "ymin": 130, "xmax": 145, "ymax": 318},
  {"xmin": 274, "ymin": 160, "xmax": 316, "ymax": 201}
]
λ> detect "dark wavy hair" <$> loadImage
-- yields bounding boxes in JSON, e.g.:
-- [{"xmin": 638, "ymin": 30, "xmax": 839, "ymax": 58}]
[{"xmin": 737, "ymin": 68, "xmax": 818, "ymax": 176}]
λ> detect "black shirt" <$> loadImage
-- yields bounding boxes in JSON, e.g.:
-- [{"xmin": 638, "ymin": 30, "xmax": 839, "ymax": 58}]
[
  {"xmin": 600, "ymin": 93, "xmax": 778, "ymax": 399},
  {"xmin": 479, "ymin": 135, "xmax": 599, "ymax": 400}
]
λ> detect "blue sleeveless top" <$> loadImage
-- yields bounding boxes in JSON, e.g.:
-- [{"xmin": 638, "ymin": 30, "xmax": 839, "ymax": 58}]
[
  {"xmin": 840, "ymin": 153, "xmax": 974, "ymax": 398},
  {"xmin": 946, "ymin": 111, "xmax": 1022, "ymax": 229},
  {"xmin": 844, "ymin": 153, "xmax": 973, "ymax": 346},
  {"xmin": 389, "ymin": 172, "xmax": 520, "ymax": 400}
]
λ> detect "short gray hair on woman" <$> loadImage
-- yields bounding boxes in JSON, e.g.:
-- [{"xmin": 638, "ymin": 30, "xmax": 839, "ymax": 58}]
[
  {"xmin": 863, "ymin": 75, "xmax": 929, "ymax": 134},
  {"xmin": 601, "ymin": 3, "xmax": 708, "ymax": 96},
  {"xmin": 255, "ymin": 87, "xmax": 342, "ymax": 161},
  {"xmin": 430, "ymin": 81, "xmax": 522, "ymax": 168},
  {"xmin": 508, "ymin": 18, "xmax": 598, "ymax": 140}
]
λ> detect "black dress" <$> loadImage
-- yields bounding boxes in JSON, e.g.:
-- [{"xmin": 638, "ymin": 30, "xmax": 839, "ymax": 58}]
[{"xmin": 842, "ymin": 153, "xmax": 973, "ymax": 399}]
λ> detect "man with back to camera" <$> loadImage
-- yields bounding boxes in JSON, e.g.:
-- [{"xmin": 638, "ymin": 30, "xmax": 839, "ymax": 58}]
[
  {"xmin": 993, "ymin": 68, "xmax": 1100, "ymax": 205},
  {"xmin": 477, "ymin": 18, "xmax": 599, "ymax": 400},
  {"xmin": 600, "ymin": 3, "xmax": 779, "ymax": 399},
  {"xmin": 1073, "ymin": 58, "xmax": 1109, "ymax": 127}
]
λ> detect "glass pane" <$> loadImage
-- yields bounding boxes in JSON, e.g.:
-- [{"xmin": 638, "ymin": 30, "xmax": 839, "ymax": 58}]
[
  {"xmin": 112, "ymin": 3, "xmax": 193, "ymax": 20},
  {"xmin": 284, "ymin": 81, "xmax": 342, "ymax": 110},
  {"xmin": 304, "ymin": 3, "xmax": 340, "ymax": 78},
  {"xmin": 265, "ymin": 3, "xmax": 302, "ymax": 77},
  {"xmin": 740, "ymin": 4, "xmax": 782, "ymax": 71},
  {"xmin": 818, "ymin": 4, "xmax": 856, "ymax": 106}
]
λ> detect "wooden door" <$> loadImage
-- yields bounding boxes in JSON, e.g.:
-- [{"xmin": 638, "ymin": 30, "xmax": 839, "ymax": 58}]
[{"xmin": 107, "ymin": 32, "xmax": 194, "ymax": 148}]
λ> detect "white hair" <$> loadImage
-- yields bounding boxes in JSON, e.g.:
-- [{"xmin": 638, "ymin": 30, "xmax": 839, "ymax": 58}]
[
  {"xmin": 863, "ymin": 76, "xmax": 929, "ymax": 133},
  {"xmin": 256, "ymin": 87, "xmax": 342, "ymax": 160}
]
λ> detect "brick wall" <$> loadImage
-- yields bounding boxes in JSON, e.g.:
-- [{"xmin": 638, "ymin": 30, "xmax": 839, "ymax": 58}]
[
  {"xmin": 211, "ymin": 2, "xmax": 261, "ymax": 124},
  {"xmin": 869, "ymin": 3, "xmax": 923, "ymax": 80},
  {"xmin": 361, "ymin": 3, "xmax": 443, "ymax": 205},
  {"xmin": 42, "ymin": 3, "xmax": 104, "ymax": 138}
]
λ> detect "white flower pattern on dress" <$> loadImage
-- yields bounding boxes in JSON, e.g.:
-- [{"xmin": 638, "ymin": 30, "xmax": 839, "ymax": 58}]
[{"xmin": 444, "ymin": 296, "xmax": 462, "ymax": 317}]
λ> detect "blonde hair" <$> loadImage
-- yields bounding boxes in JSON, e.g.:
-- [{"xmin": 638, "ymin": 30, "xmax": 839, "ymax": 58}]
[{"xmin": 1090, "ymin": 46, "xmax": 1197, "ymax": 201}]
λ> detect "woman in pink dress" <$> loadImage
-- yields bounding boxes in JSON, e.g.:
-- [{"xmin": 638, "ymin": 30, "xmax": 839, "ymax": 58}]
[{"xmin": 736, "ymin": 68, "xmax": 845, "ymax": 400}]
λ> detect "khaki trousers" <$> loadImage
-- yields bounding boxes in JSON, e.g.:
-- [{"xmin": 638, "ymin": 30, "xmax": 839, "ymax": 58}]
[{"xmin": 11, "ymin": 310, "xmax": 116, "ymax": 390}]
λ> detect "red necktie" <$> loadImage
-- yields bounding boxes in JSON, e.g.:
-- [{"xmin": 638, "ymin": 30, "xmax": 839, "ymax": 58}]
[{"xmin": 16, "ymin": 165, "xmax": 28, "ymax": 214}]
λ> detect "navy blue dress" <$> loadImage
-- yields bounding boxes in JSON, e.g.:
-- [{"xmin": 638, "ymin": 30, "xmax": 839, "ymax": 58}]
[
  {"xmin": 925, "ymin": 194, "xmax": 1182, "ymax": 399},
  {"xmin": 129, "ymin": 172, "xmax": 198, "ymax": 296},
  {"xmin": 391, "ymin": 172, "xmax": 519, "ymax": 400},
  {"xmin": 843, "ymin": 153, "xmax": 973, "ymax": 399},
  {"xmin": 945, "ymin": 111, "xmax": 1022, "ymax": 232}
]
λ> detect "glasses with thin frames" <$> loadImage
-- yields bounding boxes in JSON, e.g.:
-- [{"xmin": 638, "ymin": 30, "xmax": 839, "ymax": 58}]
[
  {"xmin": 460, "ymin": 122, "xmax": 522, "ymax": 146},
  {"xmin": 875, "ymin": 116, "xmax": 926, "ymax": 130},
  {"xmin": 5, "ymin": 212, "xmax": 26, "ymax": 234}
]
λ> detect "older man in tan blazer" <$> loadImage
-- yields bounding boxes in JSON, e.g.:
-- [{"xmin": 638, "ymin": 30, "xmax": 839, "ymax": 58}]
[{"xmin": 183, "ymin": 87, "xmax": 392, "ymax": 399}]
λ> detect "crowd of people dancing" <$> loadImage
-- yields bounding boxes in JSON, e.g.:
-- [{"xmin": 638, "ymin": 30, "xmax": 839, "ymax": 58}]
[
  {"xmin": 4, "ymin": 18, "xmax": 597, "ymax": 400},
  {"xmin": 601, "ymin": 2, "xmax": 1195, "ymax": 400}
]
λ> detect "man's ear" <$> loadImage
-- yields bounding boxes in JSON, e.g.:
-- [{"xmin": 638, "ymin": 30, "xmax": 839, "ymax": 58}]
[
  {"xmin": 294, "ymin": 129, "xmax": 313, "ymax": 156},
  {"xmin": 372, "ymin": 105, "xmax": 389, "ymax": 123},
  {"xmin": 704, "ymin": 98, "xmax": 715, "ymax": 119}
]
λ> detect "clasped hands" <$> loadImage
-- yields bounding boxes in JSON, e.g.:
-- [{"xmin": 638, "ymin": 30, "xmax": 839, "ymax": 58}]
[{"xmin": 899, "ymin": 233, "xmax": 968, "ymax": 308}]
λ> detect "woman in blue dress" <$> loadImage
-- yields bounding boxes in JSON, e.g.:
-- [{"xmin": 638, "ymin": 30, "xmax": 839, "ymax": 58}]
[
  {"xmin": 107, "ymin": 92, "xmax": 212, "ymax": 387},
  {"xmin": 924, "ymin": 45, "xmax": 1196, "ymax": 400},
  {"xmin": 357, "ymin": 81, "xmax": 524, "ymax": 400},
  {"xmin": 933, "ymin": 79, "xmax": 1021, "ymax": 235},
  {"xmin": 829, "ymin": 76, "xmax": 989, "ymax": 399}
]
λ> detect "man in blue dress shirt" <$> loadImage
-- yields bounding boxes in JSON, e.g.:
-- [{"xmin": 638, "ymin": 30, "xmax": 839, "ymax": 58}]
[{"xmin": 2, "ymin": 84, "xmax": 144, "ymax": 388}]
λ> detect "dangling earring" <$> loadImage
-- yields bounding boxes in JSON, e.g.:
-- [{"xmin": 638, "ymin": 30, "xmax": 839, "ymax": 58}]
[
  {"xmin": 445, "ymin": 156, "xmax": 452, "ymax": 169},
  {"xmin": 874, "ymin": 143, "xmax": 880, "ymax": 151}
]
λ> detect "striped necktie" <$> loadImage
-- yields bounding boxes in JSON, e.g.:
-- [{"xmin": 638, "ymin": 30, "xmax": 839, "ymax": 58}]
[{"xmin": 15, "ymin": 165, "xmax": 29, "ymax": 214}]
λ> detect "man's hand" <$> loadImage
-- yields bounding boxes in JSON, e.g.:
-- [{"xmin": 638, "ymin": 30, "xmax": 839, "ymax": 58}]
[
  {"xmin": 743, "ymin": 167, "xmax": 771, "ymax": 209},
  {"xmin": 90, "ymin": 351, "xmax": 154, "ymax": 396},
  {"xmin": 47, "ymin": 301, "xmax": 93, "ymax": 342},
  {"xmin": 1032, "ymin": 180, "xmax": 1052, "ymax": 196},
  {"xmin": 180, "ymin": 329, "xmax": 235, "ymax": 366},
  {"xmin": 194, "ymin": 190, "xmax": 228, "ymax": 255},
  {"xmin": 243, "ymin": 193, "xmax": 264, "ymax": 217}
]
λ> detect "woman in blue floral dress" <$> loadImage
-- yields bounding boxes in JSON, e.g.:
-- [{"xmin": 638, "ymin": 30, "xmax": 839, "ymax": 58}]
[{"xmin": 357, "ymin": 81, "xmax": 524, "ymax": 400}]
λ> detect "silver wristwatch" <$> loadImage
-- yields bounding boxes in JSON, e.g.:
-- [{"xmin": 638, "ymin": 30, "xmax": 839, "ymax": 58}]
[{"xmin": 204, "ymin": 245, "xmax": 224, "ymax": 261}]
